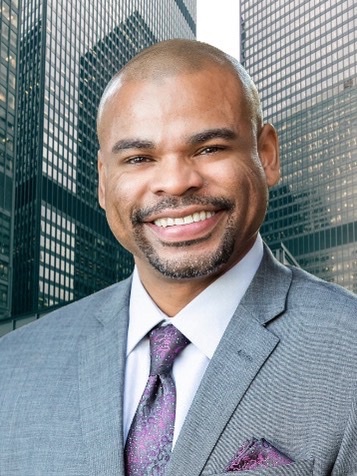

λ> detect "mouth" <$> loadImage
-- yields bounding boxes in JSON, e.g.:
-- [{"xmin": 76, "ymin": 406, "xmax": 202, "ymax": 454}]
[
  {"xmin": 154, "ymin": 211, "xmax": 216, "ymax": 228},
  {"xmin": 133, "ymin": 198, "xmax": 233, "ymax": 246},
  {"xmin": 132, "ymin": 197, "xmax": 233, "ymax": 227}
]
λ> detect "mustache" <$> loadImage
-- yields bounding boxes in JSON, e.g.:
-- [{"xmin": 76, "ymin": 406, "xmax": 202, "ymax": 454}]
[{"xmin": 132, "ymin": 196, "xmax": 235, "ymax": 224}]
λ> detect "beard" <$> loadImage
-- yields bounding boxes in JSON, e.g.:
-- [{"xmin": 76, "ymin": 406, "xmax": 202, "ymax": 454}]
[{"xmin": 131, "ymin": 196, "xmax": 236, "ymax": 279}]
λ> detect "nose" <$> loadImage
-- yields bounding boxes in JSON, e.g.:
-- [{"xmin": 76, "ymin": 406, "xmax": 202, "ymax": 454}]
[{"xmin": 150, "ymin": 157, "xmax": 204, "ymax": 196}]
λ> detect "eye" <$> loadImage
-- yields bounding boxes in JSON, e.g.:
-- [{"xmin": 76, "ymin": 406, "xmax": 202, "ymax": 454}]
[
  {"xmin": 199, "ymin": 145, "xmax": 225, "ymax": 155},
  {"xmin": 126, "ymin": 156, "xmax": 153, "ymax": 165}
]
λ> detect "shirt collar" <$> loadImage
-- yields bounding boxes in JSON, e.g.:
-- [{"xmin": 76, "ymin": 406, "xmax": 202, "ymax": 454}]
[{"xmin": 127, "ymin": 234, "xmax": 263, "ymax": 358}]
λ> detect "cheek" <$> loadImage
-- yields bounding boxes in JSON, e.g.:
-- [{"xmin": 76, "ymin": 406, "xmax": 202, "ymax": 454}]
[
  {"xmin": 245, "ymin": 168, "xmax": 269, "ymax": 210},
  {"xmin": 219, "ymin": 160, "xmax": 266, "ymax": 197},
  {"xmin": 227, "ymin": 163, "xmax": 269, "ymax": 224},
  {"xmin": 104, "ymin": 172, "xmax": 149, "ymax": 225},
  {"xmin": 102, "ymin": 176, "xmax": 129, "ymax": 222},
  {"xmin": 105, "ymin": 171, "xmax": 133, "ymax": 204}
]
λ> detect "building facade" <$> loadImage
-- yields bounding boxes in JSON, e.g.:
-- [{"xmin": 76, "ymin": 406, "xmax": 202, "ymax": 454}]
[
  {"xmin": 241, "ymin": 0, "xmax": 357, "ymax": 293},
  {"xmin": 1, "ymin": 0, "xmax": 196, "ymax": 335},
  {"xmin": 0, "ymin": 0, "xmax": 19, "ymax": 331}
]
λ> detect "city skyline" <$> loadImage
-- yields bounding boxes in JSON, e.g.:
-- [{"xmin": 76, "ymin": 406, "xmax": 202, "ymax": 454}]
[
  {"xmin": 0, "ymin": 0, "xmax": 196, "ymax": 335},
  {"xmin": 242, "ymin": 0, "xmax": 357, "ymax": 292},
  {"xmin": 0, "ymin": 0, "xmax": 19, "ymax": 325},
  {"xmin": 1, "ymin": 0, "xmax": 356, "ymax": 337}
]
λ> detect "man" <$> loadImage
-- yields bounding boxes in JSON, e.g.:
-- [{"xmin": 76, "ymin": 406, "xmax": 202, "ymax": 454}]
[{"xmin": 1, "ymin": 39, "xmax": 357, "ymax": 475}]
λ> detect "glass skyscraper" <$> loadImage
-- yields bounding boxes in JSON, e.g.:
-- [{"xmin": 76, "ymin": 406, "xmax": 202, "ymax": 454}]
[
  {"xmin": 0, "ymin": 0, "xmax": 19, "ymax": 330},
  {"xmin": 2, "ymin": 0, "xmax": 195, "ymax": 334},
  {"xmin": 241, "ymin": 0, "xmax": 357, "ymax": 293}
]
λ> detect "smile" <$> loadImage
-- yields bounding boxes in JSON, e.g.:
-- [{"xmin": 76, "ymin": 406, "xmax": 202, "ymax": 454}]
[{"xmin": 154, "ymin": 211, "xmax": 216, "ymax": 228}]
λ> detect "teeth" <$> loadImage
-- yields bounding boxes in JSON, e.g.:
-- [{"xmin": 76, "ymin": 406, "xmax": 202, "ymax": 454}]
[{"xmin": 154, "ymin": 211, "xmax": 215, "ymax": 228}]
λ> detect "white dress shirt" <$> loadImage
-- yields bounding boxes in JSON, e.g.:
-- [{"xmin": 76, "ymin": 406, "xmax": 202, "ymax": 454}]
[{"xmin": 124, "ymin": 234, "xmax": 263, "ymax": 445}]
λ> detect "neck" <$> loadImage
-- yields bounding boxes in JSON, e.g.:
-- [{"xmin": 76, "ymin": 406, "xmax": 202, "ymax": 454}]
[{"xmin": 136, "ymin": 268, "xmax": 220, "ymax": 317}]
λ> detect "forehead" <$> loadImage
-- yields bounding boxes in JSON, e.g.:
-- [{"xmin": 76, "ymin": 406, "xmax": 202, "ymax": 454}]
[
  {"xmin": 105, "ymin": 64, "xmax": 243, "ymax": 111},
  {"xmin": 98, "ymin": 67, "xmax": 247, "ymax": 146}
]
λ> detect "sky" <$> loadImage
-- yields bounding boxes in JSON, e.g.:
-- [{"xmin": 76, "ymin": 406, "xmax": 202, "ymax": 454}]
[{"xmin": 196, "ymin": 0, "xmax": 241, "ymax": 59}]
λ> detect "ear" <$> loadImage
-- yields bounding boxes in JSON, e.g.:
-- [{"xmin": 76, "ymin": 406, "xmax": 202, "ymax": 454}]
[
  {"xmin": 97, "ymin": 150, "xmax": 106, "ymax": 210},
  {"xmin": 258, "ymin": 123, "xmax": 280, "ymax": 187}
]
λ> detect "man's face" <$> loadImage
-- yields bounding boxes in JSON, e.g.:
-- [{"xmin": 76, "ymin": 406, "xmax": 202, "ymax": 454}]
[{"xmin": 98, "ymin": 66, "xmax": 279, "ymax": 282}]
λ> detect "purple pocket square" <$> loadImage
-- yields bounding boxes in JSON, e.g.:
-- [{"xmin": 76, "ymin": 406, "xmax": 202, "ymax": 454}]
[{"xmin": 225, "ymin": 438, "xmax": 294, "ymax": 472}]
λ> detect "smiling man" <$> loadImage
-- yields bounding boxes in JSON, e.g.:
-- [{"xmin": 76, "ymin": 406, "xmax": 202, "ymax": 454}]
[
  {"xmin": 1, "ymin": 40, "xmax": 357, "ymax": 476},
  {"xmin": 97, "ymin": 42, "xmax": 279, "ymax": 316}
]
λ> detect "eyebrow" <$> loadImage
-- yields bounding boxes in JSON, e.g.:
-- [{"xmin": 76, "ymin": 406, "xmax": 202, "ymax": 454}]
[
  {"xmin": 111, "ymin": 128, "xmax": 238, "ymax": 154},
  {"xmin": 187, "ymin": 128, "xmax": 238, "ymax": 145},
  {"xmin": 111, "ymin": 139, "xmax": 155, "ymax": 154}
]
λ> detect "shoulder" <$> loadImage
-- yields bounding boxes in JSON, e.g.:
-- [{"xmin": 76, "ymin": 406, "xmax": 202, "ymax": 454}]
[
  {"xmin": 247, "ymin": 244, "xmax": 357, "ymax": 330},
  {"xmin": 268, "ymin": 262, "xmax": 357, "ymax": 364},
  {"xmin": 0, "ymin": 277, "xmax": 132, "ymax": 358},
  {"xmin": 0, "ymin": 278, "xmax": 132, "ymax": 420},
  {"xmin": 259, "ymin": 244, "xmax": 357, "ymax": 319},
  {"xmin": 287, "ymin": 264, "xmax": 357, "ymax": 319},
  {"xmin": 247, "ymin": 244, "xmax": 357, "ymax": 348}
]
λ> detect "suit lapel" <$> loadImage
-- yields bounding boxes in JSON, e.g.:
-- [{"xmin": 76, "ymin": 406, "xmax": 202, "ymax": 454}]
[
  {"xmin": 78, "ymin": 280, "xmax": 131, "ymax": 476},
  {"xmin": 167, "ymin": 247, "xmax": 292, "ymax": 476}
]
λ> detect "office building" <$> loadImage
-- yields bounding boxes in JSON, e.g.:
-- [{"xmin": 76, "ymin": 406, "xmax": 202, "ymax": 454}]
[
  {"xmin": 241, "ymin": 0, "xmax": 357, "ymax": 292},
  {"xmin": 2, "ymin": 0, "xmax": 195, "ymax": 334},
  {"xmin": 0, "ymin": 0, "xmax": 19, "ymax": 331}
]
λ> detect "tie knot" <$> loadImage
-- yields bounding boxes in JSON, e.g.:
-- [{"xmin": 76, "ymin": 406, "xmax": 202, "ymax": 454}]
[{"xmin": 149, "ymin": 324, "xmax": 189, "ymax": 376}]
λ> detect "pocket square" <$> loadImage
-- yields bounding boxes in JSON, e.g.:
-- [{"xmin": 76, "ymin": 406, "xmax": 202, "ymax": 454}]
[{"xmin": 225, "ymin": 437, "xmax": 294, "ymax": 472}]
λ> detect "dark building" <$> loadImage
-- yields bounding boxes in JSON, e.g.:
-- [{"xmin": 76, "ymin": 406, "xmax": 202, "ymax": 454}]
[
  {"xmin": 2, "ymin": 0, "xmax": 196, "ymax": 335},
  {"xmin": 241, "ymin": 0, "xmax": 357, "ymax": 293},
  {"xmin": 0, "ymin": 0, "xmax": 19, "ymax": 333}
]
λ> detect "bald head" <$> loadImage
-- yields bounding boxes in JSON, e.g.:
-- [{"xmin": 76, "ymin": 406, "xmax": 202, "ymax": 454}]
[{"xmin": 97, "ymin": 39, "xmax": 263, "ymax": 141}]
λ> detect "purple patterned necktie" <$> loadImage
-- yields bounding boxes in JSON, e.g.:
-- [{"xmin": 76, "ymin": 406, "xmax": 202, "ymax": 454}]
[{"xmin": 125, "ymin": 324, "xmax": 190, "ymax": 476}]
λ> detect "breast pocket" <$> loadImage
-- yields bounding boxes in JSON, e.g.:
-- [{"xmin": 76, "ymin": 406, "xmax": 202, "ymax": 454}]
[{"xmin": 208, "ymin": 459, "xmax": 314, "ymax": 476}]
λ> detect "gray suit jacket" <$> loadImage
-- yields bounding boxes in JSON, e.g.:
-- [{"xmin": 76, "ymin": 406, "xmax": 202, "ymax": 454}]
[{"xmin": 1, "ymin": 247, "xmax": 357, "ymax": 476}]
